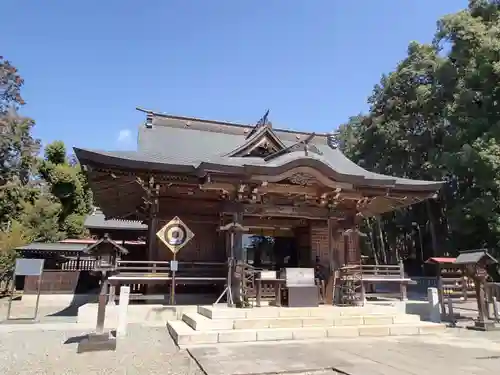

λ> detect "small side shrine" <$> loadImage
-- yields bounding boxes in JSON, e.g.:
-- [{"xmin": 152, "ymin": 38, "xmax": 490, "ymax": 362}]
[
  {"xmin": 454, "ymin": 249, "xmax": 498, "ymax": 332},
  {"xmin": 84, "ymin": 233, "xmax": 129, "ymax": 275},
  {"xmin": 77, "ymin": 234, "xmax": 129, "ymax": 353}
]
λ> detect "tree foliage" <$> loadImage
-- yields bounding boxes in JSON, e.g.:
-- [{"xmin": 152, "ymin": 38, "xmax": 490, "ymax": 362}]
[
  {"xmin": 336, "ymin": 0, "xmax": 500, "ymax": 266},
  {"xmin": 38, "ymin": 141, "xmax": 93, "ymax": 238},
  {"xmin": 0, "ymin": 57, "xmax": 92, "ymax": 278}
]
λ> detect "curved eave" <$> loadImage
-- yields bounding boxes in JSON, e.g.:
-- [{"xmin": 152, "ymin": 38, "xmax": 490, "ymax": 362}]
[
  {"xmin": 74, "ymin": 148, "xmax": 196, "ymax": 174},
  {"xmin": 74, "ymin": 148, "xmax": 444, "ymax": 193}
]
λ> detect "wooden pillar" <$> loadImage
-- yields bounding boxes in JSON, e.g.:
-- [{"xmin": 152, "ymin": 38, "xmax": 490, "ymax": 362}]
[
  {"xmin": 147, "ymin": 183, "xmax": 160, "ymax": 262},
  {"xmin": 231, "ymin": 211, "xmax": 244, "ymax": 307},
  {"xmin": 145, "ymin": 181, "xmax": 159, "ymax": 295},
  {"xmin": 325, "ymin": 218, "xmax": 335, "ymax": 305}
]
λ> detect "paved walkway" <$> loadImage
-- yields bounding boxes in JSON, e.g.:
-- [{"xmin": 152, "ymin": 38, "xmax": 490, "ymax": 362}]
[
  {"xmin": 188, "ymin": 329, "xmax": 500, "ymax": 375},
  {"xmin": 2, "ymin": 322, "xmax": 500, "ymax": 374},
  {"xmin": 2, "ymin": 297, "xmax": 500, "ymax": 375}
]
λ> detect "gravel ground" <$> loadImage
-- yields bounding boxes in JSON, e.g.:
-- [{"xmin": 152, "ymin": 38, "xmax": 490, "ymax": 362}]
[{"xmin": 0, "ymin": 325, "xmax": 203, "ymax": 375}]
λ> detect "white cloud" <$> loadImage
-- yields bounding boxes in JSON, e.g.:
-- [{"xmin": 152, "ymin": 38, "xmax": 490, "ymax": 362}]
[{"xmin": 117, "ymin": 129, "xmax": 132, "ymax": 143}]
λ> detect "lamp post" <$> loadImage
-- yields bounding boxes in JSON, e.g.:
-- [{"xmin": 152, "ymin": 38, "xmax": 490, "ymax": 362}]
[{"xmin": 412, "ymin": 222, "xmax": 424, "ymax": 274}]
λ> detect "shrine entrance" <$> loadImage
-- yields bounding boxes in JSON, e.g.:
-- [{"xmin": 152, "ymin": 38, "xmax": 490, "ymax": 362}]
[{"xmin": 243, "ymin": 228, "xmax": 299, "ymax": 270}]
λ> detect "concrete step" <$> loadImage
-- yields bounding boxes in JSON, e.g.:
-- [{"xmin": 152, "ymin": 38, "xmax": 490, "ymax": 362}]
[
  {"xmin": 197, "ymin": 305, "xmax": 402, "ymax": 320},
  {"xmin": 77, "ymin": 304, "xmax": 197, "ymax": 327},
  {"xmin": 167, "ymin": 320, "xmax": 446, "ymax": 347},
  {"xmin": 182, "ymin": 311, "xmax": 422, "ymax": 331}
]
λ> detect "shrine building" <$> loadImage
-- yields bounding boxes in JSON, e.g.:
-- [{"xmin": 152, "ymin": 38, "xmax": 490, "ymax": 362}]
[{"xmin": 74, "ymin": 108, "xmax": 443, "ymax": 274}]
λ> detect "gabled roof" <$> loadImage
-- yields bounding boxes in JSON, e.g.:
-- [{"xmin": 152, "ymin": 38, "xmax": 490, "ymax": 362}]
[
  {"xmin": 74, "ymin": 109, "xmax": 444, "ymax": 192},
  {"xmin": 83, "ymin": 234, "xmax": 129, "ymax": 255},
  {"xmin": 225, "ymin": 124, "xmax": 286, "ymax": 157},
  {"xmin": 454, "ymin": 249, "xmax": 497, "ymax": 265}
]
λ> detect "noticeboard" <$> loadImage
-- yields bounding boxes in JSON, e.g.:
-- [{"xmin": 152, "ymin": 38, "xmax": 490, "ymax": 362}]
[
  {"xmin": 285, "ymin": 268, "xmax": 315, "ymax": 287},
  {"xmin": 259, "ymin": 271, "xmax": 277, "ymax": 280},
  {"xmin": 14, "ymin": 259, "xmax": 45, "ymax": 276}
]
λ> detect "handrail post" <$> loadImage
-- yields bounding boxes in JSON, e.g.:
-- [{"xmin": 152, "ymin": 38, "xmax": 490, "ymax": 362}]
[{"xmin": 399, "ymin": 259, "xmax": 407, "ymax": 301}]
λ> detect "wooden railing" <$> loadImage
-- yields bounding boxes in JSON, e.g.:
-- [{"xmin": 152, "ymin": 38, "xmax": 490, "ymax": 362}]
[
  {"xmin": 109, "ymin": 260, "xmax": 227, "ymax": 300},
  {"xmin": 61, "ymin": 258, "xmax": 98, "ymax": 271},
  {"xmin": 116, "ymin": 260, "xmax": 171, "ymax": 275}
]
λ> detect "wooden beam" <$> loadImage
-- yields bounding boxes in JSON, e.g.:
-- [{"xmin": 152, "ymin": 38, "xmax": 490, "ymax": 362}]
[
  {"xmin": 200, "ymin": 181, "xmax": 362, "ymax": 200},
  {"xmin": 222, "ymin": 202, "xmax": 331, "ymax": 219}
]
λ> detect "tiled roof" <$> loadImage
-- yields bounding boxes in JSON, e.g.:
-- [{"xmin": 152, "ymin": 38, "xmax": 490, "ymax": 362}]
[
  {"xmin": 74, "ymin": 111, "xmax": 444, "ymax": 191},
  {"xmin": 84, "ymin": 209, "xmax": 147, "ymax": 231},
  {"xmin": 16, "ymin": 243, "xmax": 89, "ymax": 252}
]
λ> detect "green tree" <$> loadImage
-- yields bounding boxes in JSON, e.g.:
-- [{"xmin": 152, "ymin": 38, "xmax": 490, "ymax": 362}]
[
  {"xmin": 0, "ymin": 221, "xmax": 28, "ymax": 287},
  {"xmin": 38, "ymin": 141, "xmax": 93, "ymax": 238},
  {"xmin": 0, "ymin": 56, "xmax": 25, "ymax": 114},
  {"xmin": 337, "ymin": 0, "xmax": 500, "ymax": 263}
]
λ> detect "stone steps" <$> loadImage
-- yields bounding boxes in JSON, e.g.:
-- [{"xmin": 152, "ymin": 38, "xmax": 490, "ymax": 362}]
[
  {"xmin": 196, "ymin": 305, "xmax": 405, "ymax": 320},
  {"xmin": 167, "ymin": 319, "xmax": 446, "ymax": 347},
  {"xmin": 182, "ymin": 311, "xmax": 422, "ymax": 331}
]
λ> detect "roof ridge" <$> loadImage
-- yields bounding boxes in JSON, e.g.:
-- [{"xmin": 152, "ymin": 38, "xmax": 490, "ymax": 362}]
[{"xmin": 136, "ymin": 107, "xmax": 329, "ymax": 138}]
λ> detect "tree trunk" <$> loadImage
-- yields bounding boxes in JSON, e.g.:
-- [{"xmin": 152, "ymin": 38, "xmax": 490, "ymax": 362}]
[
  {"xmin": 425, "ymin": 199, "xmax": 438, "ymax": 257},
  {"xmin": 376, "ymin": 217, "xmax": 387, "ymax": 264},
  {"xmin": 366, "ymin": 219, "xmax": 379, "ymax": 265}
]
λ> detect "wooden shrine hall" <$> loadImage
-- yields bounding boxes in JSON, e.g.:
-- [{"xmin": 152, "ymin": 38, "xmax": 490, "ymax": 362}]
[{"xmin": 74, "ymin": 108, "xmax": 443, "ymax": 305}]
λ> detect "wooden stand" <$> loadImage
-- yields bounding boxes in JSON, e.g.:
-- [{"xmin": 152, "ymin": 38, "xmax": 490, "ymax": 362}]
[{"xmin": 77, "ymin": 282, "xmax": 116, "ymax": 353}]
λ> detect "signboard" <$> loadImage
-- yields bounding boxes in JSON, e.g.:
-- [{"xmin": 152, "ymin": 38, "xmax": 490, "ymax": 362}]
[
  {"xmin": 170, "ymin": 260, "xmax": 178, "ymax": 272},
  {"xmin": 259, "ymin": 270, "xmax": 277, "ymax": 280},
  {"xmin": 14, "ymin": 258, "xmax": 45, "ymax": 276},
  {"xmin": 156, "ymin": 216, "xmax": 194, "ymax": 254},
  {"xmin": 6, "ymin": 258, "xmax": 45, "ymax": 322},
  {"xmin": 285, "ymin": 268, "xmax": 315, "ymax": 287}
]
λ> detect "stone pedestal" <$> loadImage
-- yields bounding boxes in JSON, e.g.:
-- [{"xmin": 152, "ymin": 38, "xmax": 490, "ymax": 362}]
[
  {"xmin": 285, "ymin": 286, "xmax": 319, "ymax": 307},
  {"xmin": 117, "ymin": 286, "xmax": 130, "ymax": 337},
  {"xmin": 77, "ymin": 332, "xmax": 116, "ymax": 353},
  {"xmin": 467, "ymin": 320, "xmax": 500, "ymax": 332}
]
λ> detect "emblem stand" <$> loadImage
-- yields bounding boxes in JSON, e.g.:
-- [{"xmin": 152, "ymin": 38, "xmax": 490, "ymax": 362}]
[{"xmin": 156, "ymin": 216, "xmax": 194, "ymax": 306}]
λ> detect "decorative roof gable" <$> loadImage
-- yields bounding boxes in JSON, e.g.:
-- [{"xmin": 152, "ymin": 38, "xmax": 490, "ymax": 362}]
[{"xmin": 226, "ymin": 111, "xmax": 286, "ymax": 158}]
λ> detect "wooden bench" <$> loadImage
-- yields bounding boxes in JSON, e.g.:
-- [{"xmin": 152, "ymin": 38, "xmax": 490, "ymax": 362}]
[{"xmin": 359, "ymin": 263, "xmax": 411, "ymax": 302}]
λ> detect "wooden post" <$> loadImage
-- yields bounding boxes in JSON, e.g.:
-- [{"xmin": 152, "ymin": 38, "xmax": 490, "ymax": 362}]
[
  {"xmin": 146, "ymin": 182, "xmax": 159, "ymax": 295},
  {"xmin": 96, "ymin": 279, "xmax": 108, "ymax": 334},
  {"xmin": 475, "ymin": 276, "xmax": 486, "ymax": 324},
  {"xmin": 231, "ymin": 212, "xmax": 244, "ymax": 307},
  {"xmin": 325, "ymin": 218, "xmax": 335, "ymax": 305},
  {"xmin": 399, "ymin": 259, "xmax": 407, "ymax": 301},
  {"xmin": 147, "ymin": 183, "xmax": 160, "ymax": 262},
  {"xmin": 437, "ymin": 265, "xmax": 446, "ymax": 316}
]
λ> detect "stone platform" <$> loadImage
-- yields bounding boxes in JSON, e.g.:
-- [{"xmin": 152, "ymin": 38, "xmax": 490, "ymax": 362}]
[
  {"xmin": 167, "ymin": 304, "xmax": 446, "ymax": 347},
  {"xmin": 77, "ymin": 303, "xmax": 198, "ymax": 327}
]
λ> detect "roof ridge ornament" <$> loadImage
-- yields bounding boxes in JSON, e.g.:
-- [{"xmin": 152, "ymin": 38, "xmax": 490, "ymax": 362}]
[
  {"xmin": 246, "ymin": 109, "xmax": 270, "ymax": 139},
  {"xmin": 264, "ymin": 133, "xmax": 322, "ymax": 162},
  {"xmin": 327, "ymin": 131, "xmax": 339, "ymax": 149},
  {"xmin": 145, "ymin": 112, "xmax": 154, "ymax": 128}
]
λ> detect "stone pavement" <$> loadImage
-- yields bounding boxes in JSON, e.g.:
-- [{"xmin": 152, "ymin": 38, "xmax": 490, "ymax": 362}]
[
  {"xmin": 0, "ymin": 298, "xmax": 79, "ymax": 323},
  {"xmin": 2, "ymin": 299, "xmax": 500, "ymax": 375},
  {"xmin": 188, "ymin": 329, "xmax": 500, "ymax": 375}
]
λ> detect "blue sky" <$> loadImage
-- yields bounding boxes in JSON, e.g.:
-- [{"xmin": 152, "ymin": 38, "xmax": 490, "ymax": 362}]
[{"xmin": 2, "ymin": 0, "xmax": 468, "ymax": 152}]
